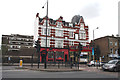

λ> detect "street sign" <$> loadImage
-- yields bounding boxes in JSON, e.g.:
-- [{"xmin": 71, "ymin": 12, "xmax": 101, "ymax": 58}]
[{"xmin": 92, "ymin": 48, "xmax": 94, "ymax": 55}]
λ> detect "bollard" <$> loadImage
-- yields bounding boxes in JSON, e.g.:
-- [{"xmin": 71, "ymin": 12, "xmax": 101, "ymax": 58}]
[
  {"xmin": 19, "ymin": 60, "xmax": 23, "ymax": 67},
  {"xmin": 70, "ymin": 58, "xmax": 72, "ymax": 69},
  {"xmin": 71, "ymin": 63, "xmax": 72, "ymax": 69},
  {"xmin": 31, "ymin": 54, "xmax": 33, "ymax": 68},
  {"xmin": 78, "ymin": 62, "xmax": 79, "ymax": 70},
  {"xmin": 99, "ymin": 60, "xmax": 100, "ymax": 67},
  {"xmin": 65, "ymin": 62, "xmax": 66, "ymax": 67}
]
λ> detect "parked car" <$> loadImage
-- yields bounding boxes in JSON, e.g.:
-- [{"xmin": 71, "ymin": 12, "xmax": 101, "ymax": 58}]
[
  {"xmin": 102, "ymin": 59, "xmax": 120, "ymax": 72},
  {"xmin": 87, "ymin": 60, "xmax": 103, "ymax": 67}
]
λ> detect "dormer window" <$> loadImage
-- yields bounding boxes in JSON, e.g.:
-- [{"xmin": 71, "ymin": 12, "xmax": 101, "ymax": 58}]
[
  {"xmin": 57, "ymin": 22, "xmax": 62, "ymax": 28},
  {"xmin": 69, "ymin": 23, "xmax": 73, "ymax": 27},
  {"xmin": 43, "ymin": 20, "xmax": 49, "ymax": 26},
  {"xmin": 80, "ymin": 23, "xmax": 84, "ymax": 30}
]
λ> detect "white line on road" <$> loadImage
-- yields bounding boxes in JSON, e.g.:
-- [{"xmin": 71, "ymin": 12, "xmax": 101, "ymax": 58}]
[{"xmin": 3, "ymin": 69, "xmax": 29, "ymax": 72}]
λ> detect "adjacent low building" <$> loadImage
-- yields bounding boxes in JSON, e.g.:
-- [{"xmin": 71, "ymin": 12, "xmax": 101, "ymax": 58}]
[
  {"xmin": 90, "ymin": 36, "xmax": 119, "ymax": 62},
  {"xmin": 2, "ymin": 34, "xmax": 35, "ymax": 63},
  {"xmin": 116, "ymin": 36, "xmax": 120, "ymax": 57},
  {"xmin": 2, "ymin": 34, "xmax": 33, "ymax": 51}
]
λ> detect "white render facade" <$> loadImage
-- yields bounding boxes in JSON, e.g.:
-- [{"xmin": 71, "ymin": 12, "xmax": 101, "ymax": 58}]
[{"xmin": 35, "ymin": 14, "xmax": 89, "ymax": 48}]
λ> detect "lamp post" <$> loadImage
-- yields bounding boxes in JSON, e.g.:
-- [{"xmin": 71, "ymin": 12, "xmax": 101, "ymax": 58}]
[
  {"xmin": 93, "ymin": 27, "xmax": 99, "ymax": 65},
  {"xmin": 93, "ymin": 27, "xmax": 99, "ymax": 42},
  {"xmin": 42, "ymin": 0, "xmax": 48, "ymax": 69},
  {"xmin": 78, "ymin": 43, "xmax": 82, "ymax": 69}
]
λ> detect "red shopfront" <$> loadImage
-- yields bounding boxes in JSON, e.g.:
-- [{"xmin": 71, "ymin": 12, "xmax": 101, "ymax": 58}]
[{"xmin": 39, "ymin": 48, "xmax": 69, "ymax": 63}]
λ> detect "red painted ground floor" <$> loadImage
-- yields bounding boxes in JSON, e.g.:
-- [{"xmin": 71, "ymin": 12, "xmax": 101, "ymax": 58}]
[{"xmin": 38, "ymin": 46, "xmax": 92, "ymax": 63}]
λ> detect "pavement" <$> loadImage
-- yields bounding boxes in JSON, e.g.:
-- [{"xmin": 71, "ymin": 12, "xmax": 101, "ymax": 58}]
[
  {"xmin": 4, "ymin": 63, "xmax": 85, "ymax": 72},
  {"xmin": 15, "ymin": 65, "xmax": 85, "ymax": 72},
  {"xmin": 2, "ymin": 63, "xmax": 103, "ymax": 72}
]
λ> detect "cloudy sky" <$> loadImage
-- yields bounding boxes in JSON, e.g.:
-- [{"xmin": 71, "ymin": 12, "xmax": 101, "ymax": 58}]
[{"xmin": 0, "ymin": 0, "xmax": 119, "ymax": 44}]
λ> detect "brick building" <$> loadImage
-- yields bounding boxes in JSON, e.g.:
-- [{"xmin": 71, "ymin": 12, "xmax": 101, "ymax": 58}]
[
  {"xmin": 35, "ymin": 13, "xmax": 91, "ymax": 63},
  {"xmin": 116, "ymin": 37, "xmax": 120, "ymax": 57},
  {"xmin": 91, "ymin": 36, "xmax": 119, "ymax": 62}
]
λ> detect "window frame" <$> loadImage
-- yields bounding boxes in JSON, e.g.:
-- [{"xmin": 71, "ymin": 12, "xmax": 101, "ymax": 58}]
[
  {"xmin": 57, "ymin": 22, "xmax": 62, "ymax": 28},
  {"xmin": 75, "ymin": 34, "xmax": 78, "ymax": 40},
  {"xmin": 69, "ymin": 32, "xmax": 74, "ymax": 38},
  {"xmin": 42, "ymin": 28, "xmax": 50, "ymax": 36},
  {"xmin": 80, "ymin": 23, "xmax": 84, "ymax": 30},
  {"xmin": 41, "ymin": 39, "xmax": 50, "ymax": 47},
  {"xmin": 55, "ymin": 30, "xmax": 63, "ymax": 37},
  {"xmin": 79, "ymin": 30, "xmax": 86, "ymax": 39},
  {"xmin": 55, "ymin": 40, "xmax": 63, "ymax": 48}
]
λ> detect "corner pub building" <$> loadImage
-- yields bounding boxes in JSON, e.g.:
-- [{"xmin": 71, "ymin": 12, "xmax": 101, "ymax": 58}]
[{"xmin": 35, "ymin": 13, "xmax": 92, "ymax": 63}]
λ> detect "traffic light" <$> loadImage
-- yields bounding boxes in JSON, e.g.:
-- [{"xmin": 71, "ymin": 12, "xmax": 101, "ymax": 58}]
[
  {"xmin": 35, "ymin": 40, "xmax": 41, "ymax": 68},
  {"xmin": 35, "ymin": 40, "xmax": 40, "ymax": 53}
]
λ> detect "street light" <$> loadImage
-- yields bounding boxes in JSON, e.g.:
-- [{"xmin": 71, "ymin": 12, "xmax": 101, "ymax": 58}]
[
  {"xmin": 93, "ymin": 27, "xmax": 99, "ymax": 62},
  {"xmin": 42, "ymin": 0, "xmax": 48, "ymax": 69},
  {"xmin": 93, "ymin": 27, "xmax": 99, "ymax": 40}
]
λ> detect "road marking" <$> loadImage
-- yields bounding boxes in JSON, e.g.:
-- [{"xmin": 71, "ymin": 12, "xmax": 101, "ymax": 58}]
[
  {"xmin": 62, "ymin": 72, "xmax": 76, "ymax": 74},
  {"xmin": 3, "ymin": 69, "xmax": 29, "ymax": 72}
]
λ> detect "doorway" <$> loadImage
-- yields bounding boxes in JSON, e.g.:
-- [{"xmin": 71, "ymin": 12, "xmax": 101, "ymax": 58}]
[{"xmin": 41, "ymin": 54, "xmax": 46, "ymax": 63}]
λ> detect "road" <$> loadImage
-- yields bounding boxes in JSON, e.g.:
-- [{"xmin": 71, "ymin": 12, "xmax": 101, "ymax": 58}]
[{"xmin": 2, "ymin": 66, "xmax": 119, "ymax": 78}]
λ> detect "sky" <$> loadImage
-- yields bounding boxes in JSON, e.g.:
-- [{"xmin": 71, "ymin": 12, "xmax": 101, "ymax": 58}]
[
  {"xmin": 0, "ymin": 0, "xmax": 119, "ymax": 45},
  {"xmin": 119, "ymin": 1, "xmax": 120, "ymax": 36}
]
